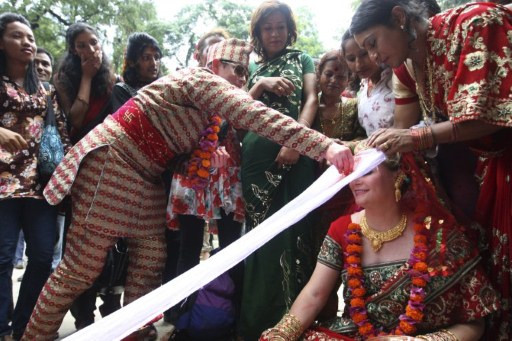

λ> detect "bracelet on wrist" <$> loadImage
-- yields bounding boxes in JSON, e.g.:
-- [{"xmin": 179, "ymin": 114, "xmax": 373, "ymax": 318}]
[
  {"xmin": 439, "ymin": 329, "xmax": 459, "ymax": 341},
  {"xmin": 297, "ymin": 119, "xmax": 311, "ymax": 128},
  {"xmin": 271, "ymin": 313, "xmax": 302, "ymax": 341},
  {"xmin": 417, "ymin": 329, "xmax": 459, "ymax": 341},
  {"xmin": 410, "ymin": 126, "xmax": 435, "ymax": 151}
]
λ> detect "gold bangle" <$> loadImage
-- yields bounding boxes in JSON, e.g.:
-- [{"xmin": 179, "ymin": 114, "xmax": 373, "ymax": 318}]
[
  {"xmin": 297, "ymin": 119, "xmax": 311, "ymax": 128},
  {"xmin": 76, "ymin": 96, "xmax": 89, "ymax": 107},
  {"xmin": 416, "ymin": 336, "xmax": 431, "ymax": 341},
  {"xmin": 440, "ymin": 329, "xmax": 459, "ymax": 341}
]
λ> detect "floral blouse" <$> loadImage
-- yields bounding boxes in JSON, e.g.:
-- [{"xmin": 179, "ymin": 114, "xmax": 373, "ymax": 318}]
[
  {"xmin": 166, "ymin": 123, "xmax": 245, "ymax": 229},
  {"xmin": 0, "ymin": 76, "xmax": 70, "ymax": 200},
  {"xmin": 357, "ymin": 68, "xmax": 394, "ymax": 136}
]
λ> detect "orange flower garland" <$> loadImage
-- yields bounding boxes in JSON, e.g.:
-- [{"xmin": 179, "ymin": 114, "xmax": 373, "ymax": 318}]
[
  {"xmin": 187, "ymin": 114, "xmax": 222, "ymax": 190},
  {"xmin": 344, "ymin": 213, "xmax": 430, "ymax": 338}
]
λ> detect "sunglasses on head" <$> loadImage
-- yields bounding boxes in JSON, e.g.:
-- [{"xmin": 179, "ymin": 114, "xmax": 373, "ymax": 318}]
[{"xmin": 220, "ymin": 59, "xmax": 249, "ymax": 78}]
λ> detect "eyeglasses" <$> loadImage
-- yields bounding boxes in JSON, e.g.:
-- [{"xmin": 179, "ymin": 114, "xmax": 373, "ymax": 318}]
[{"xmin": 219, "ymin": 59, "xmax": 249, "ymax": 79}]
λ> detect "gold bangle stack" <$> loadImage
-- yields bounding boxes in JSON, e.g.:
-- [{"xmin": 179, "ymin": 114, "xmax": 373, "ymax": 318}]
[
  {"xmin": 265, "ymin": 313, "xmax": 302, "ymax": 341},
  {"xmin": 410, "ymin": 126, "xmax": 435, "ymax": 151}
]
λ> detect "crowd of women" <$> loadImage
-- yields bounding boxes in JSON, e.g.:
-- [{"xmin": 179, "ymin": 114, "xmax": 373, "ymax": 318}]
[{"xmin": 0, "ymin": 0, "xmax": 510, "ymax": 340}]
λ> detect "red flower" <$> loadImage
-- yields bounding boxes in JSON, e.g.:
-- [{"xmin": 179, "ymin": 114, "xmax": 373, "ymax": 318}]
[
  {"xmin": 352, "ymin": 312, "xmax": 367, "ymax": 323},
  {"xmin": 172, "ymin": 199, "xmax": 189, "ymax": 213},
  {"xmin": 347, "ymin": 244, "xmax": 363, "ymax": 253},
  {"xmin": 348, "ymin": 278, "xmax": 362, "ymax": 288},
  {"xmin": 399, "ymin": 320, "xmax": 416, "ymax": 334}
]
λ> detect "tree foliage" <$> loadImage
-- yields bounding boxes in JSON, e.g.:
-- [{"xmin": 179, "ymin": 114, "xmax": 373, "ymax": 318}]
[
  {"xmin": 164, "ymin": 0, "xmax": 325, "ymax": 67},
  {"xmin": 0, "ymin": 0, "xmax": 168, "ymax": 73},
  {"xmin": 1, "ymin": 0, "xmax": 327, "ymax": 71},
  {"xmin": 294, "ymin": 7, "xmax": 324, "ymax": 59},
  {"xmin": 164, "ymin": 0, "xmax": 253, "ymax": 68}
]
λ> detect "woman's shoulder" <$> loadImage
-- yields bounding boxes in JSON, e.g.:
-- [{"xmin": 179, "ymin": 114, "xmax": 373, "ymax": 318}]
[
  {"xmin": 297, "ymin": 51, "xmax": 315, "ymax": 73},
  {"xmin": 431, "ymin": 2, "xmax": 508, "ymax": 33},
  {"xmin": 342, "ymin": 96, "xmax": 357, "ymax": 109},
  {"xmin": 327, "ymin": 214, "xmax": 355, "ymax": 245}
]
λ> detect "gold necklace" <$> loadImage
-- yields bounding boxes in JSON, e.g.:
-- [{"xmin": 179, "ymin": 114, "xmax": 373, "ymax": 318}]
[
  {"xmin": 360, "ymin": 214, "xmax": 407, "ymax": 252},
  {"xmin": 319, "ymin": 99, "xmax": 343, "ymax": 136},
  {"xmin": 412, "ymin": 54, "xmax": 437, "ymax": 124}
]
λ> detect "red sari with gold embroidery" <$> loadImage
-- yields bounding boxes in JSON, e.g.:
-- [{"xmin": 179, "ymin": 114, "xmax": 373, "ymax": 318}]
[{"xmin": 393, "ymin": 4, "xmax": 512, "ymax": 338}]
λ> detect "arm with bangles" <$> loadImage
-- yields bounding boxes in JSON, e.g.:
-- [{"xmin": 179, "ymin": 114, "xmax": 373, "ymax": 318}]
[
  {"xmin": 369, "ymin": 118, "xmax": 503, "ymax": 155},
  {"xmin": 261, "ymin": 263, "xmax": 340, "ymax": 340}
]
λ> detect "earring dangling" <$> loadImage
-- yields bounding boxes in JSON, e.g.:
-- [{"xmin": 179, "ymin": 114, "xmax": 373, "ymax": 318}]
[
  {"xmin": 395, "ymin": 173, "xmax": 406, "ymax": 202},
  {"xmin": 400, "ymin": 24, "xmax": 405, "ymax": 30}
]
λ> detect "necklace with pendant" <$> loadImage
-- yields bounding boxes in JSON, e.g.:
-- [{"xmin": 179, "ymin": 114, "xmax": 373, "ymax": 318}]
[
  {"xmin": 360, "ymin": 214, "xmax": 407, "ymax": 252},
  {"xmin": 320, "ymin": 99, "xmax": 343, "ymax": 136}
]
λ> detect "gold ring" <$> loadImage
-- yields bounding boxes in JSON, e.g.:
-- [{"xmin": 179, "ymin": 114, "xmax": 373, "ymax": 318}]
[
  {"xmin": 278, "ymin": 86, "xmax": 283, "ymax": 92},
  {"xmin": 382, "ymin": 143, "xmax": 389, "ymax": 150}
]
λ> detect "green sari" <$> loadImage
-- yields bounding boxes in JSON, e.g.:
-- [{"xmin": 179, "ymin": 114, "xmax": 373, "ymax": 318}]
[{"xmin": 239, "ymin": 49, "xmax": 318, "ymax": 340}]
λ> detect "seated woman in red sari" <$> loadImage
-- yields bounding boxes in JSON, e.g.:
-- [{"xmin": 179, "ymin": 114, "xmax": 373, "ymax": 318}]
[
  {"xmin": 261, "ymin": 147, "xmax": 499, "ymax": 341},
  {"xmin": 349, "ymin": 2, "xmax": 512, "ymax": 337}
]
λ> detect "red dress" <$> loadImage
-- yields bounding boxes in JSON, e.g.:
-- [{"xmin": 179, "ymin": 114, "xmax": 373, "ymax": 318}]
[{"xmin": 424, "ymin": 4, "xmax": 512, "ymax": 338}]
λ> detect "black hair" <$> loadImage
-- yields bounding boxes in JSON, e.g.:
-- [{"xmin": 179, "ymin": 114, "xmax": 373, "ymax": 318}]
[
  {"xmin": 420, "ymin": 0, "xmax": 441, "ymax": 16},
  {"xmin": 340, "ymin": 30, "xmax": 361, "ymax": 93},
  {"xmin": 350, "ymin": 0, "xmax": 427, "ymax": 36},
  {"xmin": 36, "ymin": 47, "xmax": 54, "ymax": 66},
  {"xmin": 250, "ymin": 0, "xmax": 298, "ymax": 59},
  {"xmin": 122, "ymin": 32, "xmax": 162, "ymax": 87},
  {"xmin": 57, "ymin": 22, "xmax": 113, "ymax": 101},
  {"xmin": 0, "ymin": 13, "xmax": 39, "ymax": 94}
]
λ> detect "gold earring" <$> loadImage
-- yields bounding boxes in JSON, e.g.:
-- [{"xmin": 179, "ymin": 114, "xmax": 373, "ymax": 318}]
[{"xmin": 395, "ymin": 173, "xmax": 406, "ymax": 202}]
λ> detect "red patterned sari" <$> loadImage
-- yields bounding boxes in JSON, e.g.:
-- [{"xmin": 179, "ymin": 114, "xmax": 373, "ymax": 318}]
[
  {"xmin": 301, "ymin": 215, "xmax": 499, "ymax": 341},
  {"xmin": 393, "ymin": 4, "xmax": 512, "ymax": 338},
  {"xmin": 424, "ymin": 4, "xmax": 512, "ymax": 338}
]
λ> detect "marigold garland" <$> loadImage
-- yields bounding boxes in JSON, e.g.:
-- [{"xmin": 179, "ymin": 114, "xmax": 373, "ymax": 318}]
[
  {"xmin": 344, "ymin": 212, "xmax": 431, "ymax": 338},
  {"xmin": 187, "ymin": 114, "xmax": 222, "ymax": 190}
]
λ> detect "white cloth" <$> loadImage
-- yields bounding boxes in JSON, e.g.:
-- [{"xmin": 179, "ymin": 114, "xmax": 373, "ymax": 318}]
[{"xmin": 64, "ymin": 149, "xmax": 386, "ymax": 341}]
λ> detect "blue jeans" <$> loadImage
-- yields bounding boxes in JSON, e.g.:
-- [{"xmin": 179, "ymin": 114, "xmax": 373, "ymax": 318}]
[{"xmin": 0, "ymin": 198, "xmax": 57, "ymax": 337}]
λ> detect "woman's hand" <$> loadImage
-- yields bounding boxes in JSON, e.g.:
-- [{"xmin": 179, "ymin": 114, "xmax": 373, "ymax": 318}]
[
  {"xmin": 325, "ymin": 143, "xmax": 353, "ymax": 175},
  {"xmin": 367, "ymin": 128, "xmax": 415, "ymax": 155},
  {"xmin": 211, "ymin": 146, "xmax": 231, "ymax": 168},
  {"xmin": 275, "ymin": 146, "xmax": 300, "ymax": 168},
  {"xmin": 260, "ymin": 77, "xmax": 295, "ymax": 97},
  {"xmin": 80, "ymin": 50, "xmax": 102, "ymax": 79},
  {"xmin": 0, "ymin": 127, "xmax": 28, "ymax": 154}
]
